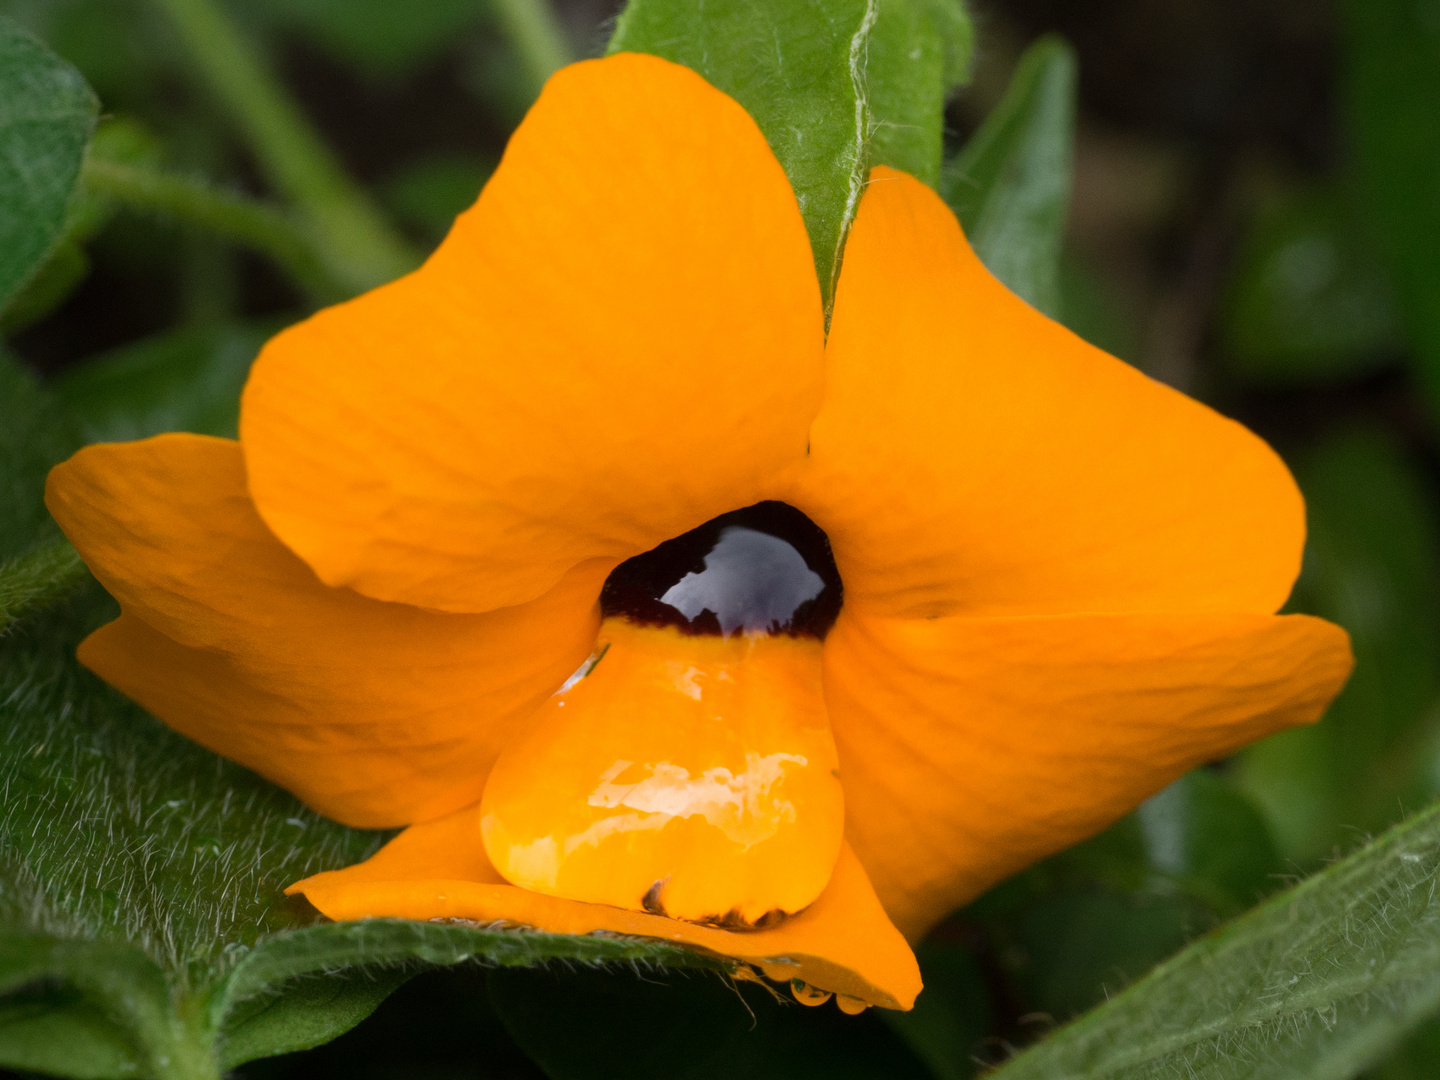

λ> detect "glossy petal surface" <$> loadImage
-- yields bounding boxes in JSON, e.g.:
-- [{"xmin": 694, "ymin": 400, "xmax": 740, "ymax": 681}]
[
  {"xmin": 481, "ymin": 618, "xmax": 844, "ymax": 923},
  {"xmin": 788, "ymin": 166, "xmax": 1305, "ymax": 619},
  {"xmin": 45, "ymin": 435, "xmax": 603, "ymax": 827},
  {"xmin": 822, "ymin": 608, "xmax": 1354, "ymax": 939},
  {"xmin": 290, "ymin": 806, "xmax": 920, "ymax": 1010},
  {"xmin": 242, "ymin": 52, "xmax": 823, "ymax": 614}
]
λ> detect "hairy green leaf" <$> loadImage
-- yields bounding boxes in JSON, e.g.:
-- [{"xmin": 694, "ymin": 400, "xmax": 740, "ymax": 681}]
[
  {"xmin": 1340, "ymin": 0, "xmax": 1440, "ymax": 416},
  {"xmin": 0, "ymin": 590, "xmax": 717, "ymax": 1077},
  {"xmin": 0, "ymin": 16, "xmax": 97, "ymax": 313},
  {"xmin": 610, "ymin": 0, "xmax": 972, "ymax": 306},
  {"xmin": 0, "ymin": 538, "xmax": 87, "ymax": 633},
  {"xmin": 940, "ymin": 34, "xmax": 1076, "ymax": 317},
  {"xmin": 986, "ymin": 797, "xmax": 1440, "ymax": 1080}
]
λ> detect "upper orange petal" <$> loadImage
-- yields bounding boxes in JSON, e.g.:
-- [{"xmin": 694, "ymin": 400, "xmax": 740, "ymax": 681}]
[
  {"xmin": 822, "ymin": 608, "xmax": 1352, "ymax": 940},
  {"xmin": 45, "ymin": 434, "xmax": 602, "ymax": 827},
  {"xmin": 786, "ymin": 165, "xmax": 1305, "ymax": 619},
  {"xmin": 289, "ymin": 804, "xmax": 921, "ymax": 1011},
  {"xmin": 241, "ymin": 52, "xmax": 824, "ymax": 615}
]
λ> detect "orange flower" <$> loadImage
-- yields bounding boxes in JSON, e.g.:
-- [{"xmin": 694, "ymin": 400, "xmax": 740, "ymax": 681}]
[{"xmin": 46, "ymin": 53, "xmax": 1352, "ymax": 1013}]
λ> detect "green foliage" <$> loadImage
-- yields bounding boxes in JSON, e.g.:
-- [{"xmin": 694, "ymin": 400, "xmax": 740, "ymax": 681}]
[
  {"xmin": 149, "ymin": 0, "xmax": 419, "ymax": 293},
  {"xmin": 246, "ymin": 0, "xmax": 487, "ymax": 77},
  {"xmin": 488, "ymin": 964, "xmax": 932, "ymax": 1079},
  {"xmin": 940, "ymin": 34, "xmax": 1076, "ymax": 318},
  {"xmin": 1239, "ymin": 429, "xmax": 1440, "ymax": 863},
  {"xmin": 986, "ymin": 797, "xmax": 1440, "ymax": 1080},
  {"xmin": 0, "ymin": 16, "xmax": 97, "ymax": 313},
  {"xmin": 0, "ymin": 355, "xmax": 80, "ymax": 557},
  {"xmin": 881, "ymin": 943, "xmax": 991, "ymax": 1080},
  {"xmin": 865, "ymin": 0, "xmax": 972, "ymax": 188},
  {"xmin": 218, "ymin": 968, "xmax": 414, "ymax": 1067},
  {"xmin": 1340, "ymin": 0, "xmax": 1440, "ymax": 418},
  {"xmin": 0, "ymin": 983, "xmax": 142, "ymax": 1079},
  {"xmin": 380, "ymin": 153, "xmax": 496, "ymax": 243},
  {"xmin": 963, "ymin": 769, "xmax": 1282, "ymax": 1035},
  {"xmin": 610, "ymin": 0, "xmax": 973, "ymax": 306},
  {"xmin": 1, "ymin": 0, "xmax": 1439, "ymax": 1075},
  {"xmin": 3, "ymin": 115, "xmax": 164, "ymax": 335},
  {"xmin": 0, "ymin": 588, "xmax": 710, "ymax": 1079},
  {"xmin": 1221, "ymin": 186, "xmax": 1403, "ymax": 386},
  {"xmin": 0, "ymin": 538, "xmax": 87, "ymax": 634},
  {"xmin": 53, "ymin": 320, "xmax": 276, "ymax": 442}
]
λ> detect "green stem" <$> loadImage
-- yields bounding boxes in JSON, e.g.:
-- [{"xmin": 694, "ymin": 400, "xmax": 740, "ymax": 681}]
[
  {"xmin": 492, "ymin": 0, "xmax": 576, "ymax": 97},
  {"xmin": 0, "ymin": 538, "xmax": 86, "ymax": 633},
  {"xmin": 82, "ymin": 158, "xmax": 346, "ymax": 304},
  {"xmin": 148, "ymin": 0, "xmax": 419, "ymax": 293}
]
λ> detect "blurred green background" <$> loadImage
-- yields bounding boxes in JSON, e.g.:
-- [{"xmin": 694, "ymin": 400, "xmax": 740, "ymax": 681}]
[{"xmin": 3, "ymin": 0, "xmax": 1440, "ymax": 1076}]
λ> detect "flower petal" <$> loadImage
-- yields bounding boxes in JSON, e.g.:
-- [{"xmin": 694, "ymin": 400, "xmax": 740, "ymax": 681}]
[
  {"xmin": 787, "ymin": 166, "xmax": 1305, "ymax": 619},
  {"xmin": 290, "ymin": 805, "xmax": 920, "ymax": 1010},
  {"xmin": 45, "ymin": 434, "xmax": 603, "ymax": 827},
  {"xmin": 821, "ymin": 608, "xmax": 1353, "ymax": 940},
  {"xmin": 241, "ymin": 53, "xmax": 824, "ymax": 615}
]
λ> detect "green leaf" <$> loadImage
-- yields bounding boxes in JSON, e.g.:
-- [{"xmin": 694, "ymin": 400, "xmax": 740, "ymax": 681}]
[
  {"xmin": 0, "ymin": 15, "xmax": 98, "ymax": 314},
  {"xmin": 380, "ymin": 153, "xmax": 496, "ymax": 244},
  {"xmin": 865, "ymin": 0, "xmax": 972, "ymax": 188},
  {"xmin": 940, "ymin": 34, "xmax": 1076, "ymax": 318},
  {"xmin": 1370, "ymin": 1018, "xmax": 1440, "ymax": 1080},
  {"xmin": 1220, "ymin": 186, "xmax": 1403, "ymax": 386},
  {"xmin": 983, "ymin": 796, "xmax": 1440, "ymax": 1080},
  {"xmin": 0, "ymin": 983, "xmax": 142, "ymax": 1079},
  {"xmin": 1238, "ymin": 429, "xmax": 1440, "ymax": 863},
  {"xmin": 609, "ymin": 0, "xmax": 973, "ymax": 306},
  {"xmin": 1128, "ymin": 769, "xmax": 1282, "ymax": 918},
  {"xmin": 3, "ymin": 115, "xmax": 168, "ymax": 336},
  {"xmin": 1056, "ymin": 253, "xmax": 1141, "ymax": 363},
  {"xmin": 1339, "ymin": 0, "xmax": 1440, "ymax": 417},
  {"xmin": 880, "ymin": 942, "xmax": 990, "ymax": 1080},
  {"xmin": 957, "ymin": 771, "xmax": 1280, "ymax": 1033},
  {"xmin": 488, "ymin": 963, "xmax": 933, "ymax": 1080},
  {"xmin": 218, "ymin": 968, "xmax": 414, "ymax": 1068},
  {"xmin": 0, "ymin": 353, "xmax": 81, "ymax": 558},
  {"xmin": 246, "ymin": 0, "xmax": 487, "ymax": 77},
  {"xmin": 52, "ymin": 320, "xmax": 278, "ymax": 443},
  {"xmin": 0, "ymin": 590, "xmax": 715, "ymax": 1077}
]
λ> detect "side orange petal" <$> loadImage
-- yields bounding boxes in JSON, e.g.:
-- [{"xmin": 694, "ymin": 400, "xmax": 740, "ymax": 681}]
[
  {"xmin": 787, "ymin": 165, "xmax": 1305, "ymax": 619},
  {"xmin": 822, "ymin": 609, "xmax": 1353, "ymax": 940},
  {"xmin": 242, "ymin": 52, "xmax": 823, "ymax": 615},
  {"xmin": 290, "ymin": 807, "xmax": 921, "ymax": 1011},
  {"xmin": 45, "ymin": 435, "xmax": 603, "ymax": 827}
]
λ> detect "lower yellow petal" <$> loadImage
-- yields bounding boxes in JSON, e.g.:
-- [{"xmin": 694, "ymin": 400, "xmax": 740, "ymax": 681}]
[
  {"xmin": 288, "ymin": 806, "xmax": 920, "ymax": 1010},
  {"xmin": 481, "ymin": 618, "xmax": 845, "ymax": 925}
]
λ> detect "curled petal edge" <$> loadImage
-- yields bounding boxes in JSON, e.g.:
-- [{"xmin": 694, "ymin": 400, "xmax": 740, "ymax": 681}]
[{"xmin": 289, "ymin": 806, "xmax": 921, "ymax": 1010}]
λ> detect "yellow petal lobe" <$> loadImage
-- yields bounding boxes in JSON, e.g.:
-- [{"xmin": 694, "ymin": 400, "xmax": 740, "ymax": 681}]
[
  {"xmin": 480, "ymin": 617, "xmax": 845, "ymax": 925},
  {"xmin": 288, "ymin": 809, "xmax": 920, "ymax": 1010}
]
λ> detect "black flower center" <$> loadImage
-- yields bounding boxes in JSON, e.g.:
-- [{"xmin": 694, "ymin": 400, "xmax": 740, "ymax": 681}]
[{"xmin": 600, "ymin": 502, "xmax": 842, "ymax": 639}]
